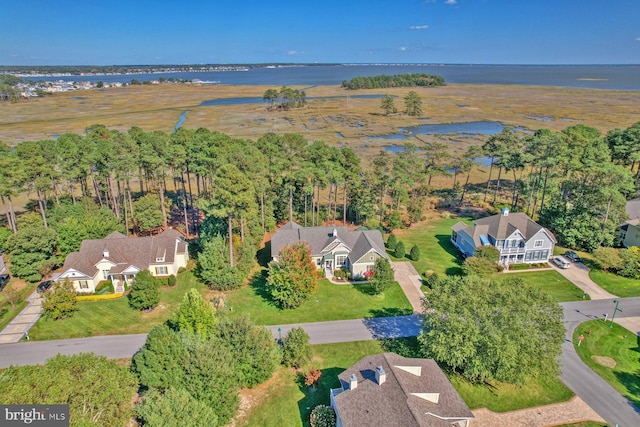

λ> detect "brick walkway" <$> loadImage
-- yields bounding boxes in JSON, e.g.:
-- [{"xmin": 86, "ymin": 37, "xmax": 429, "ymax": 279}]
[{"xmin": 472, "ymin": 396, "xmax": 606, "ymax": 427}]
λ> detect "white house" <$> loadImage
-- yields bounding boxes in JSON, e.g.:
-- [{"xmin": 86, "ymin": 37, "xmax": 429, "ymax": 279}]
[
  {"xmin": 270, "ymin": 221, "xmax": 388, "ymax": 278},
  {"xmin": 55, "ymin": 229, "xmax": 188, "ymax": 293},
  {"xmin": 451, "ymin": 208, "xmax": 556, "ymax": 265}
]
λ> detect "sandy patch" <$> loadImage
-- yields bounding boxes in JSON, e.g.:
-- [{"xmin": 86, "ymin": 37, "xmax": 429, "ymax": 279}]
[{"xmin": 592, "ymin": 355, "xmax": 617, "ymax": 368}]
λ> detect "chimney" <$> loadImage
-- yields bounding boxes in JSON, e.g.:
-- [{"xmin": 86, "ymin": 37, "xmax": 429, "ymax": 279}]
[
  {"xmin": 332, "ymin": 228, "xmax": 338, "ymax": 237},
  {"xmin": 502, "ymin": 207, "xmax": 509, "ymax": 216},
  {"xmin": 349, "ymin": 373, "xmax": 358, "ymax": 390},
  {"xmin": 103, "ymin": 246, "xmax": 109, "ymax": 258},
  {"xmin": 375, "ymin": 366, "xmax": 386, "ymax": 385}
]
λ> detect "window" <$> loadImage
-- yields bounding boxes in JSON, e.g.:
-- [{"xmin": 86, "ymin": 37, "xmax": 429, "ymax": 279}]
[
  {"xmin": 155, "ymin": 266, "xmax": 168, "ymax": 276},
  {"xmin": 369, "ymin": 255, "xmax": 375, "ymax": 261},
  {"xmin": 541, "ymin": 250, "xmax": 549, "ymax": 260},
  {"xmin": 79, "ymin": 280, "xmax": 89, "ymax": 289},
  {"xmin": 316, "ymin": 258, "xmax": 322, "ymax": 266},
  {"xmin": 102, "ymin": 269, "xmax": 110, "ymax": 280},
  {"xmin": 534, "ymin": 240, "xmax": 543, "ymax": 248},
  {"xmin": 336, "ymin": 255, "xmax": 347, "ymax": 267}
]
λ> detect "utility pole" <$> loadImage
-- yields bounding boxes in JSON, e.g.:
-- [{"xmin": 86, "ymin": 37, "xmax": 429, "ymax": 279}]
[{"xmin": 609, "ymin": 300, "xmax": 623, "ymax": 328}]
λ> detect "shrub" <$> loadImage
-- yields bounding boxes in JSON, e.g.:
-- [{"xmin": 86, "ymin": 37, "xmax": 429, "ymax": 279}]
[
  {"xmin": 129, "ymin": 271, "xmax": 160, "ymax": 311},
  {"xmin": 592, "ymin": 247, "xmax": 623, "ymax": 272},
  {"xmin": 386, "ymin": 233, "xmax": 398, "ymax": 250},
  {"xmin": 370, "ymin": 258, "xmax": 395, "ymax": 295},
  {"xmin": 95, "ymin": 280, "xmax": 114, "ymax": 294},
  {"xmin": 409, "ymin": 244, "xmax": 420, "ymax": 261},
  {"xmin": 462, "ymin": 256, "xmax": 498, "ymax": 277},
  {"xmin": 474, "ymin": 245, "xmax": 501, "ymax": 262},
  {"xmin": 178, "ymin": 266, "xmax": 187, "ymax": 274},
  {"xmin": 394, "ymin": 241, "xmax": 406, "ymax": 258},
  {"xmin": 167, "ymin": 275, "xmax": 177, "ymax": 287},
  {"xmin": 310, "ymin": 405, "xmax": 336, "ymax": 427},
  {"xmin": 135, "ymin": 387, "xmax": 219, "ymax": 427},
  {"xmin": 42, "ymin": 280, "xmax": 78, "ymax": 320},
  {"xmin": 423, "ymin": 270, "xmax": 439, "ymax": 288},
  {"xmin": 281, "ymin": 327, "xmax": 311, "ymax": 368}
]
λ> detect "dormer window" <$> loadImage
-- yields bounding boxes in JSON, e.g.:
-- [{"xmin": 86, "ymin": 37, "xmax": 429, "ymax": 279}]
[{"xmin": 155, "ymin": 248, "xmax": 166, "ymax": 263}]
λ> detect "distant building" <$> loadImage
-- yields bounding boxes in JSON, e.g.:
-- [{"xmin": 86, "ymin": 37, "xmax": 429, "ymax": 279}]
[
  {"xmin": 330, "ymin": 353, "xmax": 474, "ymax": 427},
  {"xmin": 270, "ymin": 221, "xmax": 388, "ymax": 278},
  {"xmin": 451, "ymin": 208, "xmax": 556, "ymax": 265},
  {"xmin": 55, "ymin": 229, "xmax": 188, "ymax": 293}
]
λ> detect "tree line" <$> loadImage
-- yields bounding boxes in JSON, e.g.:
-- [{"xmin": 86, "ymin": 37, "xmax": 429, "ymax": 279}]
[
  {"xmin": 341, "ymin": 73, "xmax": 445, "ymax": 90},
  {"xmin": 2, "ymin": 120, "xmax": 640, "ymax": 284}
]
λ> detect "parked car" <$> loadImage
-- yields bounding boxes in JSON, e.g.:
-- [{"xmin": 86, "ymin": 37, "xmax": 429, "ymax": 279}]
[
  {"xmin": 37, "ymin": 280, "xmax": 53, "ymax": 293},
  {"xmin": 552, "ymin": 256, "xmax": 571, "ymax": 269},
  {"xmin": 0, "ymin": 273, "xmax": 10, "ymax": 291},
  {"xmin": 564, "ymin": 250, "xmax": 582, "ymax": 263}
]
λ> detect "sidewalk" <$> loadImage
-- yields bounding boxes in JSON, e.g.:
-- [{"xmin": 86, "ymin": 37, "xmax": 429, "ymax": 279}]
[
  {"xmin": 391, "ymin": 262, "xmax": 425, "ymax": 314},
  {"xmin": 0, "ymin": 290, "xmax": 43, "ymax": 344},
  {"xmin": 472, "ymin": 396, "xmax": 605, "ymax": 427}
]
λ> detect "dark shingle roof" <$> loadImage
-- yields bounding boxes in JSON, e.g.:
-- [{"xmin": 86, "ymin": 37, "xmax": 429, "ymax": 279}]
[
  {"xmin": 334, "ymin": 353, "xmax": 474, "ymax": 427},
  {"xmin": 457, "ymin": 212, "xmax": 556, "ymax": 244},
  {"xmin": 270, "ymin": 222, "xmax": 387, "ymax": 261},
  {"xmin": 61, "ymin": 229, "xmax": 186, "ymax": 277}
]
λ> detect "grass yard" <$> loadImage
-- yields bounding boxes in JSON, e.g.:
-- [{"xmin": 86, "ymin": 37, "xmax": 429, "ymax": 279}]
[
  {"xmin": 450, "ymin": 373, "xmax": 574, "ymax": 412},
  {"xmin": 224, "ymin": 272, "xmax": 411, "ymax": 325},
  {"xmin": 28, "ymin": 271, "xmax": 204, "ymax": 340},
  {"xmin": 574, "ymin": 320, "xmax": 640, "ymax": 409},
  {"xmin": 589, "ymin": 270, "xmax": 640, "ymax": 298},
  {"xmin": 498, "ymin": 270, "xmax": 588, "ymax": 303},
  {"xmin": 235, "ymin": 337, "xmax": 575, "ymax": 427},
  {"xmin": 386, "ymin": 214, "xmax": 472, "ymax": 276}
]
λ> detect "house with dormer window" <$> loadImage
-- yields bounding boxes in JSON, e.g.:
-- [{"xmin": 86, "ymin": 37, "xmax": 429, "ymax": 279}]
[
  {"xmin": 330, "ymin": 353, "xmax": 474, "ymax": 427},
  {"xmin": 451, "ymin": 208, "xmax": 556, "ymax": 265},
  {"xmin": 54, "ymin": 229, "xmax": 188, "ymax": 293},
  {"xmin": 270, "ymin": 222, "xmax": 388, "ymax": 278}
]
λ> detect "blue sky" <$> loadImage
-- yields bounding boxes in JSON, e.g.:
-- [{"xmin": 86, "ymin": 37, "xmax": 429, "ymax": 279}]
[{"xmin": 2, "ymin": 0, "xmax": 639, "ymax": 65}]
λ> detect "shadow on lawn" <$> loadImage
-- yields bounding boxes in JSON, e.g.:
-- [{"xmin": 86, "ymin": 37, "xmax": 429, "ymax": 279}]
[
  {"xmin": 613, "ymin": 370, "xmax": 640, "ymax": 412},
  {"xmin": 248, "ymin": 269, "xmax": 278, "ymax": 308},
  {"xmin": 435, "ymin": 234, "xmax": 465, "ymax": 276},
  {"xmin": 297, "ymin": 366, "xmax": 344, "ymax": 427}
]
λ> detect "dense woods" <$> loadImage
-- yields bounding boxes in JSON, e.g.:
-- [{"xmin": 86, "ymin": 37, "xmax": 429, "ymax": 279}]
[
  {"xmin": 341, "ymin": 73, "xmax": 445, "ymax": 89},
  {"xmin": 1, "ymin": 121, "xmax": 640, "ymax": 284}
]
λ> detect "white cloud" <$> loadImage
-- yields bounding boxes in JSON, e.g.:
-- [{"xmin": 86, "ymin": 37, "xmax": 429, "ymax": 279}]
[
  {"xmin": 287, "ymin": 50, "xmax": 299, "ymax": 55},
  {"xmin": 409, "ymin": 25, "xmax": 429, "ymax": 30},
  {"xmin": 445, "ymin": 0, "xmax": 457, "ymax": 4},
  {"xmin": 636, "ymin": 37, "xmax": 640, "ymax": 41},
  {"xmin": 398, "ymin": 46, "xmax": 408, "ymax": 51}
]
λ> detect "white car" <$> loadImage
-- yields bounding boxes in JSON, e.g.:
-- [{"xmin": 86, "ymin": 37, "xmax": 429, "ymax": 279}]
[{"xmin": 552, "ymin": 256, "xmax": 571, "ymax": 269}]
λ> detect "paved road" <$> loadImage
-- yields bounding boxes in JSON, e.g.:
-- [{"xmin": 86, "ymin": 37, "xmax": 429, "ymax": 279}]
[
  {"xmin": 560, "ymin": 297, "xmax": 640, "ymax": 427},
  {"xmin": 2, "ymin": 297, "xmax": 640, "ymax": 426},
  {"xmin": 0, "ymin": 316, "xmax": 422, "ymax": 368}
]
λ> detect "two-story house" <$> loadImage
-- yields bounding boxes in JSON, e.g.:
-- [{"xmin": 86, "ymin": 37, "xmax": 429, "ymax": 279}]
[
  {"xmin": 55, "ymin": 229, "xmax": 188, "ymax": 293},
  {"xmin": 270, "ymin": 221, "xmax": 388, "ymax": 278},
  {"xmin": 451, "ymin": 208, "xmax": 556, "ymax": 265}
]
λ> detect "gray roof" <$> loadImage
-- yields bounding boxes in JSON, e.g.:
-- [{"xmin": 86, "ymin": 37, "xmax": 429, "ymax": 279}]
[
  {"xmin": 334, "ymin": 353, "xmax": 474, "ymax": 427},
  {"xmin": 270, "ymin": 222, "xmax": 387, "ymax": 263},
  {"xmin": 60, "ymin": 229, "xmax": 187, "ymax": 278},
  {"xmin": 457, "ymin": 211, "xmax": 556, "ymax": 245},
  {"xmin": 626, "ymin": 198, "xmax": 640, "ymax": 221}
]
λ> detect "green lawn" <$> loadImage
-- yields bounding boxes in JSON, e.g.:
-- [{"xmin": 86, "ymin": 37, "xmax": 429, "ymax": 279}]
[
  {"xmin": 386, "ymin": 215, "xmax": 472, "ymax": 276},
  {"xmin": 237, "ymin": 337, "xmax": 575, "ymax": 427},
  {"xmin": 224, "ymin": 272, "xmax": 411, "ymax": 325},
  {"xmin": 589, "ymin": 270, "xmax": 639, "ymax": 298},
  {"xmin": 574, "ymin": 320, "xmax": 640, "ymax": 409},
  {"xmin": 28, "ymin": 271, "xmax": 204, "ymax": 340},
  {"xmin": 498, "ymin": 270, "xmax": 588, "ymax": 303}
]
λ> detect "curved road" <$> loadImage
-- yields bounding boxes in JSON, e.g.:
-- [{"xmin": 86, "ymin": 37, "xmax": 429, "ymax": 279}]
[{"xmin": 2, "ymin": 301, "xmax": 640, "ymax": 426}]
